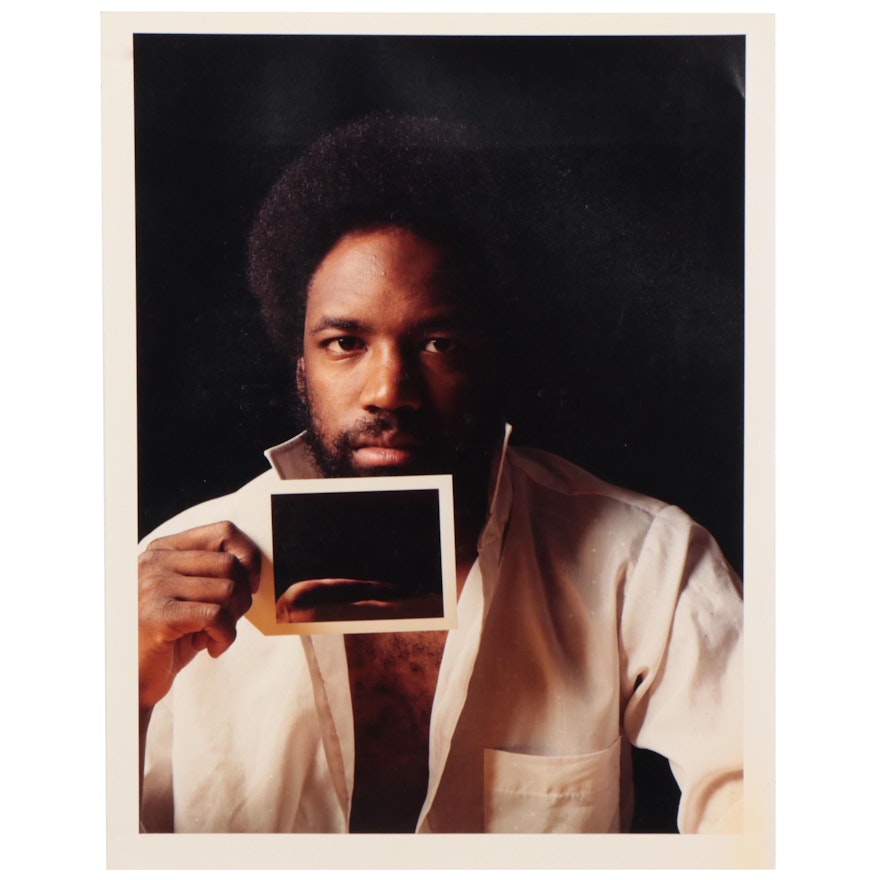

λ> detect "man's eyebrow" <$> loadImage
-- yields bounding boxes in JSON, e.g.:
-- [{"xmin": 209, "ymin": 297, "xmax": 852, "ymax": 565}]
[
  {"xmin": 308, "ymin": 316, "xmax": 368, "ymax": 335},
  {"xmin": 308, "ymin": 314, "xmax": 472, "ymax": 335}
]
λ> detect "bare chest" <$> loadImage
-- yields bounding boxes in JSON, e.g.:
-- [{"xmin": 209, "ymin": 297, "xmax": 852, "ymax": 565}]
[{"xmin": 344, "ymin": 630, "xmax": 447, "ymax": 831}]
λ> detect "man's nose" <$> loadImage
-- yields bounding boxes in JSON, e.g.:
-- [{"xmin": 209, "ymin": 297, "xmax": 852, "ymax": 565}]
[{"xmin": 359, "ymin": 347, "xmax": 421, "ymax": 412}]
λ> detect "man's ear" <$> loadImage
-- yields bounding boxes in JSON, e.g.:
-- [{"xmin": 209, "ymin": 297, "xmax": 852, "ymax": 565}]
[{"xmin": 295, "ymin": 358, "xmax": 306, "ymax": 401}]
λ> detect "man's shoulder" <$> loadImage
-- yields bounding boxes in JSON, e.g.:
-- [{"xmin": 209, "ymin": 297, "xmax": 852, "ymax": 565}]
[
  {"xmin": 139, "ymin": 434, "xmax": 317, "ymax": 548},
  {"xmin": 505, "ymin": 445, "xmax": 670, "ymax": 518},
  {"xmin": 504, "ymin": 445, "xmax": 741, "ymax": 591},
  {"xmin": 138, "ymin": 467, "xmax": 282, "ymax": 549}
]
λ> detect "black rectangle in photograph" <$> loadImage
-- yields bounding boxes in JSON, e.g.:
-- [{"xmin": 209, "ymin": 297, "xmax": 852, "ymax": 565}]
[{"xmin": 271, "ymin": 488, "xmax": 444, "ymax": 623}]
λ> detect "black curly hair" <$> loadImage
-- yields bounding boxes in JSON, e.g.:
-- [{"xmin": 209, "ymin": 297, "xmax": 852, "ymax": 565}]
[{"xmin": 247, "ymin": 114, "xmax": 517, "ymax": 361}]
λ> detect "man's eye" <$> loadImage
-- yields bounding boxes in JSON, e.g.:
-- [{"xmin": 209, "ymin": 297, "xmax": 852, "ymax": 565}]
[
  {"xmin": 326, "ymin": 336, "xmax": 364, "ymax": 354},
  {"xmin": 423, "ymin": 337, "xmax": 459, "ymax": 354}
]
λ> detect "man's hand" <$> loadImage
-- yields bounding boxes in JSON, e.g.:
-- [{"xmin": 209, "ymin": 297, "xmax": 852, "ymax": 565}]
[{"xmin": 138, "ymin": 521, "xmax": 260, "ymax": 709}]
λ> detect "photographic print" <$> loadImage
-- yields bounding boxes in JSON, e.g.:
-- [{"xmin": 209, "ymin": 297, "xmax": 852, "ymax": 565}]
[
  {"xmin": 104, "ymin": 11, "xmax": 774, "ymax": 869},
  {"xmin": 271, "ymin": 486, "xmax": 448, "ymax": 626},
  {"xmin": 233, "ymin": 474, "xmax": 457, "ymax": 634}
]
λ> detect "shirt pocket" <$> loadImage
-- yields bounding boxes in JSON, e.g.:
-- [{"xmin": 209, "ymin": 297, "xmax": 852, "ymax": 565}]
[{"xmin": 483, "ymin": 737, "xmax": 621, "ymax": 833}]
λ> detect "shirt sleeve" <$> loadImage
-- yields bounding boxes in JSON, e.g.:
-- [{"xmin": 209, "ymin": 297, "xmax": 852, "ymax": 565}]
[
  {"xmin": 618, "ymin": 504, "xmax": 744, "ymax": 833},
  {"xmin": 136, "ymin": 489, "xmax": 249, "ymax": 832},
  {"xmin": 141, "ymin": 697, "xmax": 175, "ymax": 832}
]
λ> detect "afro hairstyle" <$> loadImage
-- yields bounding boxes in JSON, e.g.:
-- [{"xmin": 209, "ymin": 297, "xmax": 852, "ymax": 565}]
[{"xmin": 247, "ymin": 114, "xmax": 518, "ymax": 360}]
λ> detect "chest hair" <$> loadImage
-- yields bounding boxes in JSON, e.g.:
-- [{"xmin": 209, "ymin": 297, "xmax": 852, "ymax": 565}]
[{"xmin": 344, "ymin": 630, "xmax": 447, "ymax": 831}]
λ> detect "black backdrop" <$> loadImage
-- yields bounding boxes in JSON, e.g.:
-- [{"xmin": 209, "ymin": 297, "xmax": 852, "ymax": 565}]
[{"xmin": 133, "ymin": 33, "xmax": 745, "ymax": 832}]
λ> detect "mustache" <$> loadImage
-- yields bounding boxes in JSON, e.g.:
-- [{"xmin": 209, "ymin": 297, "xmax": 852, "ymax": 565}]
[{"xmin": 341, "ymin": 411, "xmax": 425, "ymax": 443}]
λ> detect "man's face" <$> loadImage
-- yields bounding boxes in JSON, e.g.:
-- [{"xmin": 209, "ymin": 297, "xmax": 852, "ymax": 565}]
[{"xmin": 299, "ymin": 226, "xmax": 500, "ymax": 480}]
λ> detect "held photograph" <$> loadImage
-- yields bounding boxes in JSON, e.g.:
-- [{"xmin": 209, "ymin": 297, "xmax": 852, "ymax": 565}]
[
  {"xmin": 259, "ymin": 476, "xmax": 456, "ymax": 632},
  {"xmin": 104, "ymin": 11, "xmax": 774, "ymax": 869}
]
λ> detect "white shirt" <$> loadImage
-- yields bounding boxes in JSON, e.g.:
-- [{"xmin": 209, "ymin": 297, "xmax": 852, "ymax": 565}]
[{"xmin": 141, "ymin": 433, "xmax": 743, "ymax": 834}]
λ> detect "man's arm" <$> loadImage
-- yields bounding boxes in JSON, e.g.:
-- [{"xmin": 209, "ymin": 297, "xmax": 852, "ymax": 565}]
[
  {"xmin": 138, "ymin": 521, "xmax": 261, "ymax": 822},
  {"xmin": 619, "ymin": 505, "xmax": 744, "ymax": 833}
]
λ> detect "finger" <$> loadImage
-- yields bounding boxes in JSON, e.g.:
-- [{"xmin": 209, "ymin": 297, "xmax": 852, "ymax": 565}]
[
  {"xmin": 141, "ymin": 549, "xmax": 249, "ymax": 579},
  {"xmin": 143, "ymin": 599, "xmax": 238, "ymax": 655},
  {"xmin": 144, "ymin": 573, "xmax": 236, "ymax": 604},
  {"xmin": 181, "ymin": 615, "xmax": 237, "ymax": 661},
  {"xmin": 279, "ymin": 578, "xmax": 409, "ymax": 610},
  {"xmin": 142, "ymin": 574, "xmax": 253, "ymax": 625},
  {"xmin": 140, "ymin": 547, "xmax": 255, "ymax": 623},
  {"xmin": 147, "ymin": 522, "xmax": 261, "ymax": 592},
  {"xmin": 277, "ymin": 593, "xmax": 444, "ymax": 624},
  {"xmin": 310, "ymin": 594, "xmax": 443, "ymax": 622}
]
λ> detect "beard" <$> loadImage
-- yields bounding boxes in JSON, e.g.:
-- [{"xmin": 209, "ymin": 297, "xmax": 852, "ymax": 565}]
[
  {"xmin": 303, "ymin": 407, "xmax": 496, "ymax": 477},
  {"xmin": 301, "ymin": 389, "xmax": 502, "ymax": 518}
]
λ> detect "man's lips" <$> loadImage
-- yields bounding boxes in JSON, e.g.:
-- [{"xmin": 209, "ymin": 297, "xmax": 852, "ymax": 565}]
[{"xmin": 350, "ymin": 434, "xmax": 423, "ymax": 468}]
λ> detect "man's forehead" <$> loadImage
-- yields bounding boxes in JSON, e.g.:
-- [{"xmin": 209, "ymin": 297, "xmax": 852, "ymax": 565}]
[{"xmin": 305, "ymin": 227, "xmax": 469, "ymax": 318}]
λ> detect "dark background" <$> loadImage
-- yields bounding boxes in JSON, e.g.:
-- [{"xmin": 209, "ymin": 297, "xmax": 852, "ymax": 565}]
[
  {"xmin": 271, "ymin": 489, "xmax": 443, "ymax": 601},
  {"xmin": 133, "ymin": 33, "xmax": 745, "ymax": 832}
]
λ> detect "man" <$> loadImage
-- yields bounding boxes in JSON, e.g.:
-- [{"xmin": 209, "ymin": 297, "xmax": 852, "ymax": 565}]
[{"xmin": 139, "ymin": 115, "xmax": 743, "ymax": 834}]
